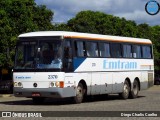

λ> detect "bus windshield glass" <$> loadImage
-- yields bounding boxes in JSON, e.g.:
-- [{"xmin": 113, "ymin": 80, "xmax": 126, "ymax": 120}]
[{"xmin": 15, "ymin": 38, "xmax": 62, "ymax": 69}]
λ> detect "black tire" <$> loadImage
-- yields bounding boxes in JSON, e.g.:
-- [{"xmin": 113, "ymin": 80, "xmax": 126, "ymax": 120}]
[
  {"xmin": 129, "ymin": 80, "xmax": 139, "ymax": 99},
  {"xmin": 7, "ymin": 85, "xmax": 13, "ymax": 94},
  {"xmin": 155, "ymin": 80, "xmax": 160, "ymax": 85},
  {"xmin": 119, "ymin": 80, "xmax": 130, "ymax": 99},
  {"xmin": 73, "ymin": 83, "xmax": 84, "ymax": 104},
  {"xmin": 32, "ymin": 97, "xmax": 45, "ymax": 104}
]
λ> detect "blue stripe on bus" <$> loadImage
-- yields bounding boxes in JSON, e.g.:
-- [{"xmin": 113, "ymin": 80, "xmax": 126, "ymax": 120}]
[{"xmin": 73, "ymin": 58, "xmax": 86, "ymax": 71}]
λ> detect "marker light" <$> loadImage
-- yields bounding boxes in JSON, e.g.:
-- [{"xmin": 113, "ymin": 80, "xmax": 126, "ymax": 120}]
[
  {"xmin": 14, "ymin": 82, "xmax": 23, "ymax": 87},
  {"xmin": 55, "ymin": 81, "xmax": 64, "ymax": 88},
  {"xmin": 59, "ymin": 81, "xmax": 64, "ymax": 88}
]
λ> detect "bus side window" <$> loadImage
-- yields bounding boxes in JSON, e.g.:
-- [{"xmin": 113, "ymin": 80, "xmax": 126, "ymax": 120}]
[
  {"xmin": 75, "ymin": 41, "xmax": 86, "ymax": 57},
  {"xmin": 99, "ymin": 42, "xmax": 110, "ymax": 57},
  {"xmin": 110, "ymin": 43, "xmax": 122, "ymax": 58},
  {"xmin": 123, "ymin": 44, "xmax": 132, "ymax": 58},
  {"xmin": 86, "ymin": 42, "xmax": 98, "ymax": 57},
  {"xmin": 142, "ymin": 45, "xmax": 152, "ymax": 58},
  {"xmin": 132, "ymin": 45, "xmax": 142, "ymax": 58}
]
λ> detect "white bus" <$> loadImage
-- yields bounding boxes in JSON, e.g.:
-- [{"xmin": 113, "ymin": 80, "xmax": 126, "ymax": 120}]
[{"xmin": 13, "ymin": 31, "xmax": 154, "ymax": 104}]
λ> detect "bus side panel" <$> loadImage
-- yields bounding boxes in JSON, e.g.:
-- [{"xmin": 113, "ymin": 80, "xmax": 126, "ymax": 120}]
[
  {"xmin": 112, "ymin": 72, "xmax": 135, "ymax": 94},
  {"xmin": 112, "ymin": 72, "xmax": 125, "ymax": 94},
  {"xmin": 66, "ymin": 72, "xmax": 114, "ymax": 96},
  {"xmin": 64, "ymin": 73, "xmax": 92, "ymax": 95},
  {"xmin": 91, "ymin": 73, "xmax": 101, "ymax": 95},
  {"xmin": 100, "ymin": 73, "xmax": 113, "ymax": 94},
  {"xmin": 112, "ymin": 71, "xmax": 148, "ymax": 93}
]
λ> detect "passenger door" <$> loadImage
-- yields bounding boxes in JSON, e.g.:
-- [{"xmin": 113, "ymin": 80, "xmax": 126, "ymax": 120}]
[{"xmin": 63, "ymin": 40, "xmax": 73, "ymax": 72}]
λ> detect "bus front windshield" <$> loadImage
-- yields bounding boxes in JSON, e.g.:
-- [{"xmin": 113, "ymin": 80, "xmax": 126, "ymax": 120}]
[{"xmin": 15, "ymin": 39, "xmax": 62, "ymax": 69}]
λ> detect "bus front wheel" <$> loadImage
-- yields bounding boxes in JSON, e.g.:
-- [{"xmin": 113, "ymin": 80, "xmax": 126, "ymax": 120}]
[
  {"xmin": 73, "ymin": 83, "xmax": 84, "ymax": 104},
  {"xmin": 119, "ymin": 80, "xmax": 130, "ymax": 99}
]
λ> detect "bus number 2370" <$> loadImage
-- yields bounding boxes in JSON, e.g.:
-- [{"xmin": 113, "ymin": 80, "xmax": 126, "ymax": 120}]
[{"xmin": 48, "ymin": 75, "xmax": 58, "ymax": 79}]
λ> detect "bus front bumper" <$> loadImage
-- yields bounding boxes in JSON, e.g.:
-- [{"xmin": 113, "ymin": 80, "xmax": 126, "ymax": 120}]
[{"xmin": 13, "ymin": 87, "xmax": 76, "ymax": 98}]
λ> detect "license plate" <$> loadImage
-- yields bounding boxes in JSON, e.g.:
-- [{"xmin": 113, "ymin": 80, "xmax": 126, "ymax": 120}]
[{"xmin": 32, "ymin": 92, "xmax": 41, "ymax": 97}]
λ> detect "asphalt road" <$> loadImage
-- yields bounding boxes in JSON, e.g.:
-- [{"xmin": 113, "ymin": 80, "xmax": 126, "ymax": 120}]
[{"xmin": 0, "ymin": 85, "xmax": 160, "ymax": 120}]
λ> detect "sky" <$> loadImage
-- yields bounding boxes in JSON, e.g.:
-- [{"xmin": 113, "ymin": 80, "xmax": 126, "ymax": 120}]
[{"xmin": 35, "ymin": 0, "xmax": 160, "ymax": 26}]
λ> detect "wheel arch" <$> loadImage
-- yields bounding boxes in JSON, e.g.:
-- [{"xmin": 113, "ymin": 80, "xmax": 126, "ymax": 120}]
[{"xmin": 79, "ymin": 79, "xmax": 87, "ymax": 95}]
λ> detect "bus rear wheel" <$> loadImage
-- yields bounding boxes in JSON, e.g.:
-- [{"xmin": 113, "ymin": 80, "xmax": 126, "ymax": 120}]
[
  {"xmin": 129, "ymin": 80, "xmax": 139, "ymax": 99},
  {"xmin": 73, "ymin": 83, "xmax": 84, "ymax": 104},
  {"xmin": 119, "ymin": 80, "xmax": 130, "ymax": 99}
]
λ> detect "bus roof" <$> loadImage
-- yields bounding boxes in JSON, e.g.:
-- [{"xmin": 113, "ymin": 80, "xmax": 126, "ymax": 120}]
[{"xmin": 18, "ymin": 31, "xmax": 152, "ymax": 44}]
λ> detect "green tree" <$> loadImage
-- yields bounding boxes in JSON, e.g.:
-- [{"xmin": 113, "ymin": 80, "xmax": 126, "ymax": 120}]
[
  {"xmin": 53, "ymin": 23, "xmax": 72, "ymax": 31},
  {"xmin": 0, "ymin": 0, "xmax": 54, "ymax": 68},
  {"xmin": 67, "ymin": 10, "xmax": 139, "ymax": 37},
  {"xmin": 68, "ymin": 11, "xmax": 118, "ymax": 34},
  {"xmin": 151, "ymin": 25, "xmax": 160, "ymax": 70},
  {"xmin": 137, "ymin": 23, "xmax": 151, "ymax": 38}
]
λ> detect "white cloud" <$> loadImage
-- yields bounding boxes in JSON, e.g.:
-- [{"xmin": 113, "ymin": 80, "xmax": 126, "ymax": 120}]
[{"xmin": 35, "ymin": 0, "xmax": 160, "ymax": 25}]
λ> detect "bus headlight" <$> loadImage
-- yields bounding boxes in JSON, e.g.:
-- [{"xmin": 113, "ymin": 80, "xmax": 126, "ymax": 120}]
[
  {"xmin": 14, "ymin": 82, "xmax": 18, "ymax": 87},
  {"xmin": 50, "ymin": 81, "xmax": 64, "ymax": 88},
  {"xmin": 14, "ymin": 82, "xmax": 23, "ymax": 87},
  {"xmin": 55, "ymin": 82, "xmax": 59, "ymax": 87}
]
